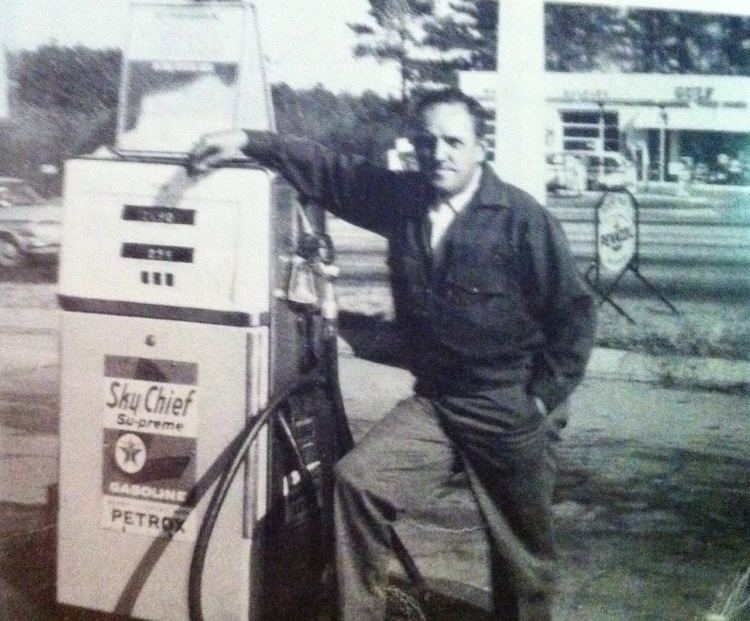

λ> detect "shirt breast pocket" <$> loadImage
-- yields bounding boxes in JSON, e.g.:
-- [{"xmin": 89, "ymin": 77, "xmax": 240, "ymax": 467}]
[{"xmin": 433, "ymin": 261, "xmax": 525, "ymax": 360}]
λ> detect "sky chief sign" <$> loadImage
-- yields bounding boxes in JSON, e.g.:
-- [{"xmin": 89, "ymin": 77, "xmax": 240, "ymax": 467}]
[{"xmin": 101, "ymin": 355, "xmax": 199, "ymax": 541}]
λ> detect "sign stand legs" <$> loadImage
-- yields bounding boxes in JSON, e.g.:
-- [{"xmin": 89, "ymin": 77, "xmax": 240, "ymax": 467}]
[
  {"xmin": 585, "ymin": 263, "xmax": 636, "ymax": 324},
  {"xmin": 586, "ymin": 189, "xmax": 679, "ymax": 324},
  {"xmin": 630, "ymin": 265, "xmax": 680, "ymax": 315},
  {"xmin": 585, "ymin": 261, "xmax": 680, "ymax": 325}
]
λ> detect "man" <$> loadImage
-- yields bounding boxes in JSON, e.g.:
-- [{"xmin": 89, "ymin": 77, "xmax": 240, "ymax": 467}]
[{"xmin": 188, "ymin": 88, "xmax": 596, "ymax": 621}]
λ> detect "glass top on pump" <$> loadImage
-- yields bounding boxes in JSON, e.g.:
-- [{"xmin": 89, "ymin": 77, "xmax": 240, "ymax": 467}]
[{"xmin": 117, "ymin": 0, "xmax": 273, "ymax": 155}]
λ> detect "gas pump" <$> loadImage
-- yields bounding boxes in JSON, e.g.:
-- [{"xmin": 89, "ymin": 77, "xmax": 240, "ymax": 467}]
[{"xmin": 56, "ymin": 2, "xmax": 351, "ymax": 619}]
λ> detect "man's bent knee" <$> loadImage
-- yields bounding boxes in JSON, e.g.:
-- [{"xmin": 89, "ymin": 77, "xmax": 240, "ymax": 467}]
[{"xmin": 334, "ymin": 443, "xmax": 371, "ymax": 488}]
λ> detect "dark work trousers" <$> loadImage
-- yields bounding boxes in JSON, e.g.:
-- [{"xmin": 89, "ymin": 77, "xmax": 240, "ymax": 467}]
[{"xmin": 334, "ymin": 386, "xmax": 558, "ymax": 621}]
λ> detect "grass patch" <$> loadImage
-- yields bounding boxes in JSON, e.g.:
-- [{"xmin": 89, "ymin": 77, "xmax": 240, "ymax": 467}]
[
  {"xmin": 596, "ymin": 296, "xmax": 750, "ymax": 360},
  {"xmin": 337, "ymin": 284, "xmax": 750, "ymax": 362}
]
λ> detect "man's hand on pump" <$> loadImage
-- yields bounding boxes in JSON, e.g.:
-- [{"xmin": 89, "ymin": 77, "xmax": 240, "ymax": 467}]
[{"xmin": 187, "ymin": 129, "xmax": 254, "ymax": 176}]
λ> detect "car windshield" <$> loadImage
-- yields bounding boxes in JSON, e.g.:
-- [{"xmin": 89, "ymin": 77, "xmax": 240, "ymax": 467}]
[{"xmin": 0, "ymin": 182, "xmax": 44, "ymax": 206}]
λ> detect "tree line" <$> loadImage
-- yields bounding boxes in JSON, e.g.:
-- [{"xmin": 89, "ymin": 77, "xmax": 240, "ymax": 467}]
[
  {"xmin": 352, "ymin": 1, "xmax": 749, "ymax": 98},
  {"xmin": 0, "ymin": 46, "xmax": 407, "ymax": 193},
  {"xmin": 545, "ymin": 5, "xmax": 750, "ymax": 75},
  {"xmin": 1, "ymin": 2, "xmax": 748, "ymax": 192}
]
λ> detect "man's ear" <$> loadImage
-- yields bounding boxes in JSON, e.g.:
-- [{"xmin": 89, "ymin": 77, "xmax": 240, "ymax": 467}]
[{"xmin": 475, "ymin": 138, "xmax": 487, "ymax": 163}]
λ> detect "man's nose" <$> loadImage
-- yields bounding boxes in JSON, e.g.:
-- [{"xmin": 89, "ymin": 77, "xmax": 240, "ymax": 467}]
[{"xmin": 434, "ymin": 138, "xmax": 449, "ymax": 161}]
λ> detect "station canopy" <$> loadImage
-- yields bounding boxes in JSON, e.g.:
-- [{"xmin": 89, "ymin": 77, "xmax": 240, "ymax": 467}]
[{"xmin": 628, "ymin": 106, "xmax": 750, "ymax": 133}]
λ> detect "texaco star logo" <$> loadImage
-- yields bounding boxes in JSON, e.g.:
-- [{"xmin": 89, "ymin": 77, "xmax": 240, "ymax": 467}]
[{"xmin": 115, "ymin": 433, "xmax": 147, "ymax": 474}]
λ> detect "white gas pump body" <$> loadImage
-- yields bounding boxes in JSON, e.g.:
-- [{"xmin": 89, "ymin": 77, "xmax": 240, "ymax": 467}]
[
  {"xmin": 56, "ymin": 160, "xmax": 303, "ymax": 620},
  {"xmin": 56, "ymin": 4, "xmax": 342, "ymax": 618}
]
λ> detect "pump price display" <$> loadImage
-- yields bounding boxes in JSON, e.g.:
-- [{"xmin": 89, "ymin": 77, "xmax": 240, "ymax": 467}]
[
  {"xmin": 101, "ymin": 355, "xmax": 199, "ymax": 541},
  {"xmin": 122, "ymin": 205, "xmax": 196, "ymax": 225},
  {"xmin": 121, "ymin": 243, "xmax": 194, "ymax": 263}
]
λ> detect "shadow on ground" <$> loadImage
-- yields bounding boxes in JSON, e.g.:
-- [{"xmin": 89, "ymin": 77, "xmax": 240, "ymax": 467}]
[
  {"xmin": 554, "ymin": 438, "xmax": 750, "ymax": 620},
  {"xmin": 5, "ymin": 439, "xmax": 748, "ymax": 620}
]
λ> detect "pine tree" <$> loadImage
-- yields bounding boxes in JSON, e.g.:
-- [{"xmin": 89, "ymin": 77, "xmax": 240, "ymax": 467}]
[
  {"xmin": 421, "ymin": 0, "xmax": 498, "ymax": 82},
  {"xmin": 349, "ymin": 0, "xmax": 436, "ymax": 102}
]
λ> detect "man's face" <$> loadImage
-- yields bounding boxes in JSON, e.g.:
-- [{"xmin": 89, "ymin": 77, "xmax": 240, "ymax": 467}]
[{"xmin": 413, "ymin": 102, "xmax": 485, "ymax": 198}]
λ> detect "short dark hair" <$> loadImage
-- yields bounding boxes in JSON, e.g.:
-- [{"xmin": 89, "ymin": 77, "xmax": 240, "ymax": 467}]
[{"xmin": 412, "ymin": 87, "xmax": 487, "ymax": 138}]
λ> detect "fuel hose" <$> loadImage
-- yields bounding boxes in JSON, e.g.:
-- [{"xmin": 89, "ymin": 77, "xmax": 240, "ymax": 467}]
[
  {"xmin": 113, "ymin": 330, "xmax": 350, "ymax": 620},
  {"xmin": 187, "ymin": 369, "xmax": 327, "ymax": 621}
]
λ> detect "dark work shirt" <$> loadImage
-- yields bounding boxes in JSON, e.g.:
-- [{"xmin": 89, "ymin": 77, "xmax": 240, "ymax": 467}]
[{"xmin": 245, "ymin": 134, "xmax": 596, "ymax": 412}]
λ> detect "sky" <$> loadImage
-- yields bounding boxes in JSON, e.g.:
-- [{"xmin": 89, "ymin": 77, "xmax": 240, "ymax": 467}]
[{"xmin": 3, "ymin": 0, "xmax": 403, "ymax": 96}]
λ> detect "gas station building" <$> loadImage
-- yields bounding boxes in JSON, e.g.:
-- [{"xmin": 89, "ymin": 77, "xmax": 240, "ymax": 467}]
[{"xmin": 461, "ymin": 70, "xmax": 750, "ymax": 185}]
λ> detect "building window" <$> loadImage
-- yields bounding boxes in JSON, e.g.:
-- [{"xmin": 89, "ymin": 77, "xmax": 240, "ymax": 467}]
[{"xmin": 560, "ymin": 110, "xmax": 619, "ymax": 153}]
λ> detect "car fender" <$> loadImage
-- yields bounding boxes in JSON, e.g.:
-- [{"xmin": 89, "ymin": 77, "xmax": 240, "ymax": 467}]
[{"xmin": 0, "ymin": 227, "xmax": 23, "ymax": 248}]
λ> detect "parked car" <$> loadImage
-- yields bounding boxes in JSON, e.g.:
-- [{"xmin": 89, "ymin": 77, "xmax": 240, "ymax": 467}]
[
  {"xmin": 546, "ymin": 152, "xmax": 587, "ymax": 195},
  {"xmin": 546, "ymin": 152, "xmax": 637, "ymax": 194},
  {"xmin": 583, "ymin": 153, "xmax": 637, "ymax": 190},
  {"xmin": 0, "ymin": 177, "xmax": 62, "ymax": 268}
]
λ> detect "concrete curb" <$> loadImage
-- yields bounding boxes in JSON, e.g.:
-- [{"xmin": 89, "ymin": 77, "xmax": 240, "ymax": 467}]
[{"xmin": 586, "ymin": 347, "xmax": 750, "ymax": 392}]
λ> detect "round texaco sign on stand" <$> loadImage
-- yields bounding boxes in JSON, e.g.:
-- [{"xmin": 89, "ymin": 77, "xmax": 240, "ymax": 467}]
[{"xmin": 597, "ymin": 191, "xmax": 636, "ymax": 275}]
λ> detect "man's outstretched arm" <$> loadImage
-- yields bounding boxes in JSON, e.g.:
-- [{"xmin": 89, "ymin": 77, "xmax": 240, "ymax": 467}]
[{"xmin": 187, "ymin": 129, "xmax": 427, "ymax": 236}]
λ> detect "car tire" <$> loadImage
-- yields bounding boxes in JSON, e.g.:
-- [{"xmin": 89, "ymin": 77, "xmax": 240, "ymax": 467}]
[{"xmin": 0, "ymin": 236, "xmax": 26, "ymax": 268}]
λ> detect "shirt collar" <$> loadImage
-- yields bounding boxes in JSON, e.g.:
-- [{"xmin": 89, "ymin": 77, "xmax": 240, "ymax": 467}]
[{"xmin": 421, "ymin": 164, "xmax": 511, "ymax": 214}]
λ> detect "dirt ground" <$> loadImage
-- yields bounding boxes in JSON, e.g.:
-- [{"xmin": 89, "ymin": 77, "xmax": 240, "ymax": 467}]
[
  {"xmin": 1, "ymin": 274, "xmax": 749, "ymax": 620},
  {"xmin": 553, "ymin": 381, "xmax": 750, "ymax": 621},
  {"xmin": 3, "ymin": 355, "xmax": 749, "ymax": 621},
  {"xmin": 337, "ymin": 359, "xmax": 750, "ymax": 621}
]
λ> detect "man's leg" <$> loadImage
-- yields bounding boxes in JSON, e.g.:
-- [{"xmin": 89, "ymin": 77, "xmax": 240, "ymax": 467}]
[
  {"xmin": 438, "ymin": 388, "xmax": 558, "ymax": 621},
  {"xmin": 463, "ymin": 436, "xmax": 556, "ymax": 621},
  {"xmin": 334, "ymin": 396, "xmax": 473, "ymax": 621}
]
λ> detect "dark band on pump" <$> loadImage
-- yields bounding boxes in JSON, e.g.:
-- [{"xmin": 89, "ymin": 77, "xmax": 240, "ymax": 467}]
[
  {"xmin": 122, "ymin": 205, "xmax": 196, "ymax": 225},
  {"xmin": 104, "ymin": 355, "xmax": 198, "ymax": 385},
  {"xmin": 121, "ymin": 243, "xmax": 194, "ymax": 263}
]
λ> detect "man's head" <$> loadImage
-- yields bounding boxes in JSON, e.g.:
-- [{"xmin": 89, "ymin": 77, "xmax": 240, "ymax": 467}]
[{"xmin": 411, "ymin": 88, "xmax": 487, "ymax": 198}]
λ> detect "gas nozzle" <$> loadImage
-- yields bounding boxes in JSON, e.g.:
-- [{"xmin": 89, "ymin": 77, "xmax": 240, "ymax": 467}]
[
  {"xmin": 317, "ymin": 263, "xmax": 340, "ymax": 323},
  {"xmin": 285, "ymin": 251, "xmax": 340, "ymax": 320},
  {"xmin": 297, "ymin": 232, "xmax": 335, "ymax": 265},
  {"xmin": 286, "ymin": 199, "xmax": 339, "ymax": 316},
  {"xmin": 287, "ymin": 256, "xmax": 319, "ymax": 307}
]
